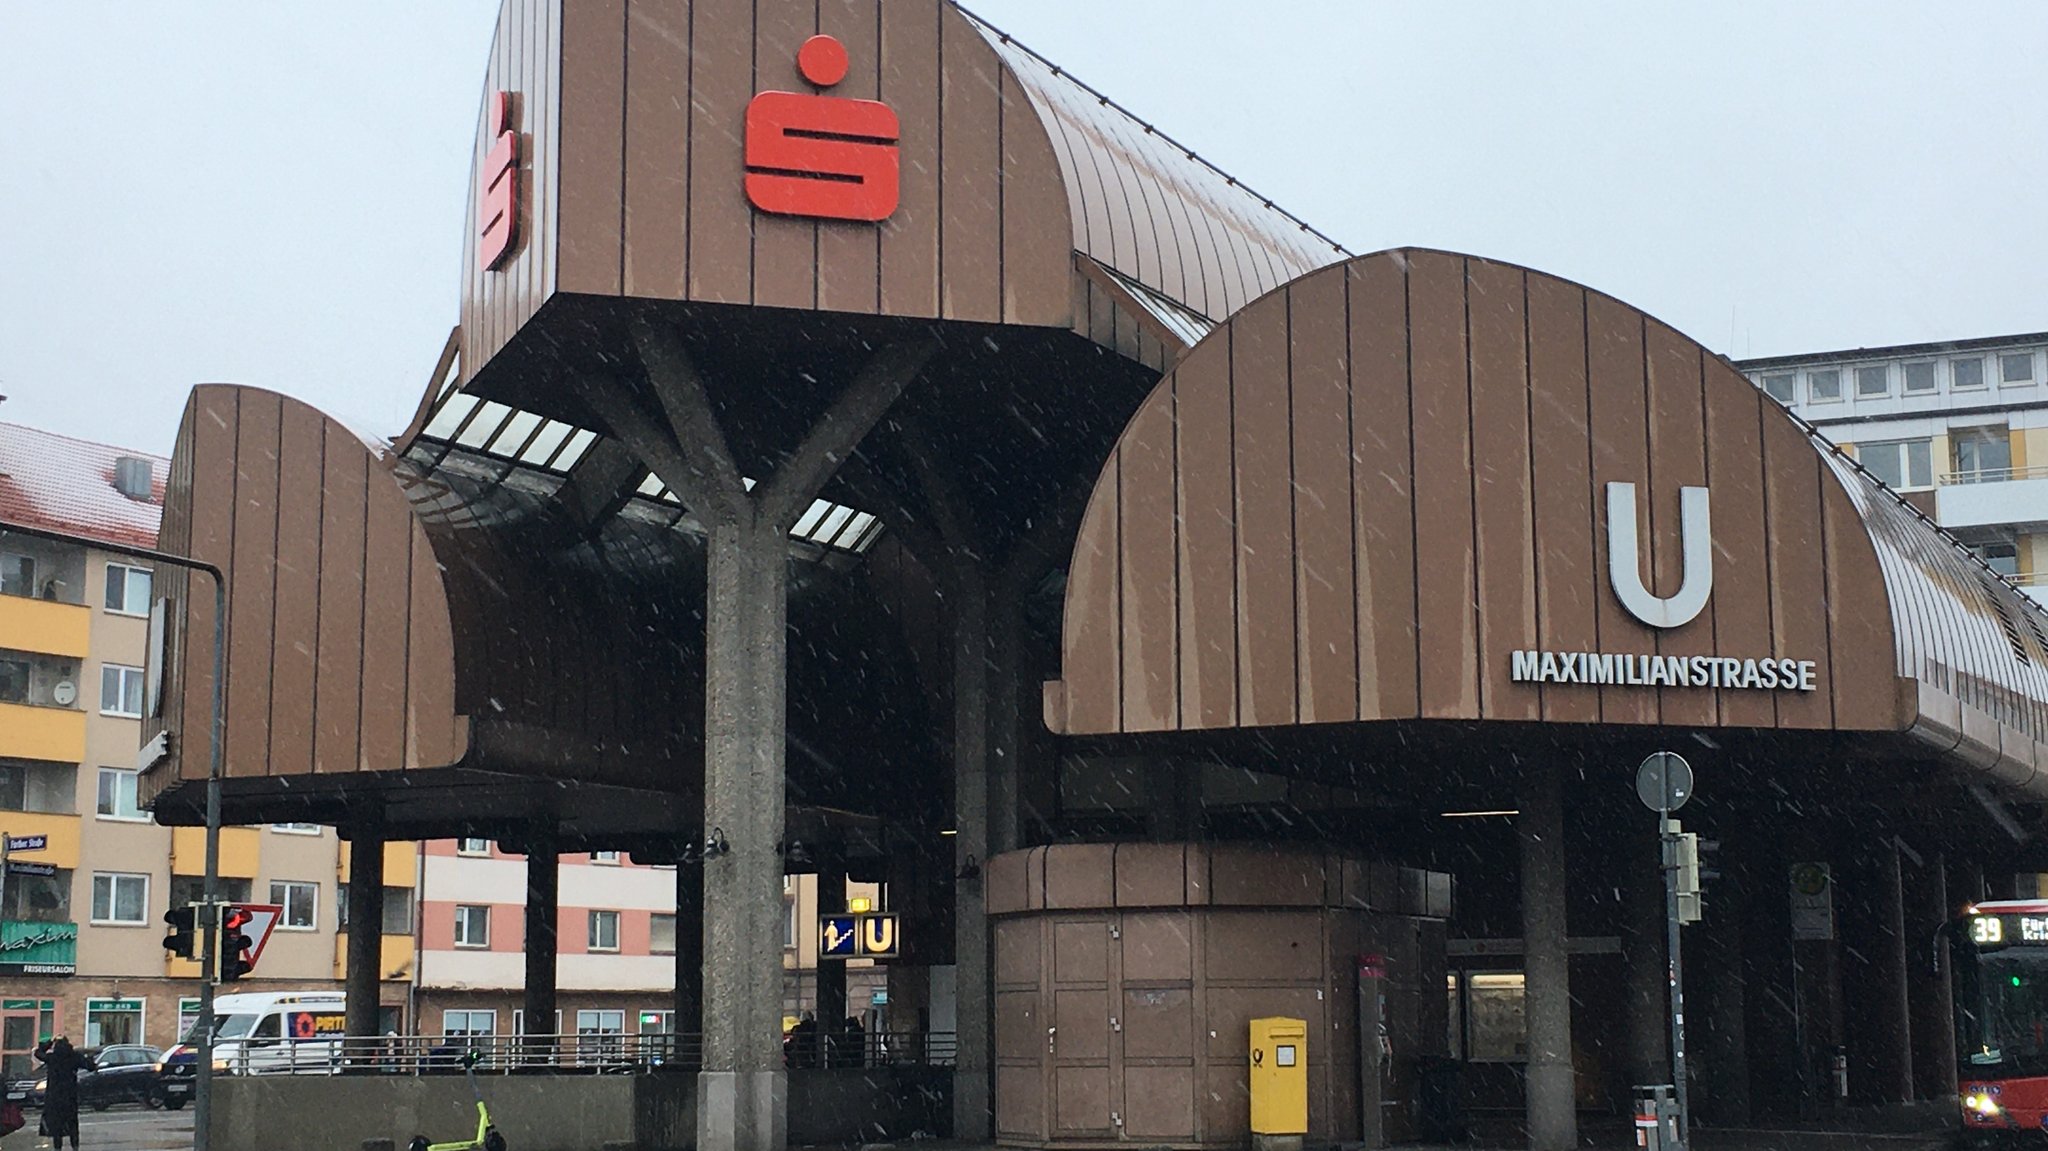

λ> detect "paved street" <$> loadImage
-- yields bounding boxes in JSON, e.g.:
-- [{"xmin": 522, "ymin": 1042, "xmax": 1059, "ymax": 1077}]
[{"xmin": 10, "ymin": 1107, "xmax": 194, "ymax": 1151}]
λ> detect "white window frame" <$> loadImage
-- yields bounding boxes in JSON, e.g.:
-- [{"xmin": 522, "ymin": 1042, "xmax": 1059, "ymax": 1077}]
[
  {"xmin": 784, "ymin": 898, "xmax": 798, "ymax": 950},
  {"xmin": 442, "ymin": 1009, "xmax": 497, "ymax": 1039},
  {"xmin": 1759, "ymin": 372, "xmax": 1796, "ymax": 404},
  {"xmin": 650, "ymin": 912, "xmax": 677, "ymax": 955},
  {"xmin": 454, "ymin": 904, "xmax": 490, "ymax": 948},
  {"xmin": 103, "ymin": 564, "xmax": 152, "ymax": 617},
  {"xmin": 591, "ymin": 850, "xmax": 620, "ymax": 865},
  {"xmin": 1953, "ymin": 356, "xmax": 1988, "ymax": 390},
  {"xmin": 1853, "ymin": 364, "xmax": 1889, "ymax": 398},
  {"xmin": 270, "ymin": 880, "xmax": 318, "ymax": 930},
  {"xmin": 1902, "ymin": 360, "xmax": 1938, "ymax": 395},
  {"xmin": 1805, "ymin": 368, "xmax": 1843, "ymax": 403},
  {"xmin": 95, "ymin": 768, "xmax": 147, "ymax": 822},
  {"xmin": 456, "ymin": 839, "xmax": 491, "ymax": 857},
  {"xmin": 1857, "ymin": 438, "xmax": 1934, "ymax": 491},
  {"xmin": 588, "ymin": 909, "xmax": 620, "ymax": 952},
  {"xmin": 90, "ymin": 872, "xmax": 149, "ymax": 926},
  {"xmin": 100, "ymin": 664, "xmax": 144, "ymax": 718},
  {"xmin": 2001, "ymin": 351, "xmax": 2037, "ymax": 386}
]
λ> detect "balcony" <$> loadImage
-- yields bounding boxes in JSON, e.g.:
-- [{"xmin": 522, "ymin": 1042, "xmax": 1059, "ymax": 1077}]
[
  {"xmin": 170, "ymin": 827, "xmax": 260, "ymax": 879},
  {"xmin": 0, "ymin": 596, "xmax": 89, "ymax": 659},
  {"xmin": 1935, "ymin": 465, "xmax": 2048, "ymax": 532},
  {"xmin": 0, "ymin": 703, "xmax": 84, "ymax": 768},
  {"xmin": 339, "ymin": 841, "xmax": 420, "ymax": 887},
  {"xmin": 333, "ymin": 933, "xmax": 416, "ymax": 981},
  {"xmin": 0, "ymin": 812, "xmax": 82, "ymax": 870}
]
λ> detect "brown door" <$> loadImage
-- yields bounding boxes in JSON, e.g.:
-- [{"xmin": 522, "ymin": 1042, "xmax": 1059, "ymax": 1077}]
[
  {"xmin": 1119, "ymin": 911, "xmax": 1198, "ymax": 1142},
  {"xmin": 993, "ymin": 917, "xmax": 1048, "ymax": 1141},
  {"xmin": 1049, "ymin": 916, "xmax": 1116, "ymax": 1139},
  {"xmin": 0, "ymin": 1010, "xmax": 40, "ymax": 1086}
]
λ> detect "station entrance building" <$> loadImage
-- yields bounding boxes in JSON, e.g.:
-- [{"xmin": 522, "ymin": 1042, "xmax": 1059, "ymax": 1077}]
[{"xmin": 137, "ymin": 3, "xmax": 2048, "ymax": 1148}]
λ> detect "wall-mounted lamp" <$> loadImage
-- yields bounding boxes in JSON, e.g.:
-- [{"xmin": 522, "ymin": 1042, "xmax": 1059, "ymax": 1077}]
[
  {"xmin": 956, "ymin": 853, "xmax": 982, "ymax": 883},
  {"xmin": 701, "ymin": 827, "xmax": 731, "ymax": 860}
]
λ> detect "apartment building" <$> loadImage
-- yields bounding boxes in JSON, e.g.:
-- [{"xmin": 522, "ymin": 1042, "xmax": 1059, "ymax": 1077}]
[
  {"xmin": 0, "ymin": 421, "xmax": 410, "ymax": 1072},
  {"xmin": 416, "ymin": 840, "xmax": 889, "ymax": 1044},
  {"xmin": 1738, "ymin": 333, "xmax": 2048, "ymax": 603}
]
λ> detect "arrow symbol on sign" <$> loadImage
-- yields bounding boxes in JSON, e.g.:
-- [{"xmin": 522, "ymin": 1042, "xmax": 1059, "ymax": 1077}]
[{"xmin": 821, "ymin": 917, "xmax": 854, "ymax": 956}]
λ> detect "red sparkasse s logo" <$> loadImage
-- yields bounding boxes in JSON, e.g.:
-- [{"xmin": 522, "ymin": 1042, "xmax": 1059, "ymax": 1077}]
[
  {"xmin": 479, "ymin": 90, "xmax": 519, "ymax": 270},
  {"xmin": 744, "ymin": 35, "xmax": 900, "ymax": 222}
]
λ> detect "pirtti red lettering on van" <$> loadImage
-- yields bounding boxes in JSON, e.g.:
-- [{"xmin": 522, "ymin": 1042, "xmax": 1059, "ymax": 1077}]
[
  {"xmin": 744, "ymin": 35, "xmax": 900, "ymax": 222},
  {"xmin": 478, "ymin": 91, "xmax": 519, "ymax": 269}
]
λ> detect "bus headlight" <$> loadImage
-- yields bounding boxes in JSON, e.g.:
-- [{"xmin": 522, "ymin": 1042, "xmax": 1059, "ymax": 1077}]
[{"xmin": 1964, "ymin": 1090, "xmax": 2003, "ymax": 1118}]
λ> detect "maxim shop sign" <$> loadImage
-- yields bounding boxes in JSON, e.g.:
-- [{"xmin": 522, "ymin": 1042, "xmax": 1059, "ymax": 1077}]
[
  {"xmin": 1509, "ymin": 482, "xmax": 1818, "ymax": 693},
  {"xmin": 0, "ymin": 921, "xmax": 77, "ymax": 976}
]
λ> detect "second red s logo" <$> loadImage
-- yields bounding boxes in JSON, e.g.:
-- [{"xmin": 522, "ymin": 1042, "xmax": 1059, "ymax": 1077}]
[{"xmin": 744, "ymin": 35, "xmax": 900, "ymax": 222}]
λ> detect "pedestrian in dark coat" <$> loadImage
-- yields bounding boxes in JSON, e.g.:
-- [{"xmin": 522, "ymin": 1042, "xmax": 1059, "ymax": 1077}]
[{"xmin": 34, "ymin": 1036, "xmax": 96, "ymax": 1149}]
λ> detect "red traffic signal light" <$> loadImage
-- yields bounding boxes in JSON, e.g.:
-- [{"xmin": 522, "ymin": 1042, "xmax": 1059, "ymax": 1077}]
[
  {"xmin": 161, "ymin": 906, "xmax": 198, "ymax": 959},
  {"xmin": 218, "ymin": 906, "xmax": 255, "ymax": 982}
]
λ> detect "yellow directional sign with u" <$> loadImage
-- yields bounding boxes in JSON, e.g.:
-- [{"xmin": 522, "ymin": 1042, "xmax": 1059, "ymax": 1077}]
[{"xmin": 858, "ymin": 913, "xmax": 899, "ymax": 958}]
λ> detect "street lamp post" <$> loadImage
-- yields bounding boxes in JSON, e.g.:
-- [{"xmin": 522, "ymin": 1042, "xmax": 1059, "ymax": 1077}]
[{"xmin": 0, "ymin": 520, "xmax": 226, "ymax": 1151}]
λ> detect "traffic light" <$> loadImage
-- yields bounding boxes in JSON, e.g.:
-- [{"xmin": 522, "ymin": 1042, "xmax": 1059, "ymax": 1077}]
[
  {"xmin": 162, "ymin": 906, "xmax": 198, "ymax": 959},
  {"xmin": 1675, "ymin": 831, "xmax": 1704, "ymax": 924},
  {"xmin": 218, "ymin": 906, "xmax": 254, "ymax": 982}
]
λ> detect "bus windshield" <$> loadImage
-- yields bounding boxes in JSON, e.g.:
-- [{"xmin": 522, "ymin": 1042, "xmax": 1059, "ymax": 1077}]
[{"xmin": 1955, "ymin": 917, "xmax": 2048, "ymax": 1078}]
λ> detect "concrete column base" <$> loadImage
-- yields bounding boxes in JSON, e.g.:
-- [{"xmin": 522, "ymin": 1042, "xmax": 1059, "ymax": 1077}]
[
  {"xmin": 695, "ymin": 1070, "xmax": 787, "ymax": 1151},
  {"xmin": 1251, "ymin": 1135, "xmax": 1304, "ymax": 1151}
]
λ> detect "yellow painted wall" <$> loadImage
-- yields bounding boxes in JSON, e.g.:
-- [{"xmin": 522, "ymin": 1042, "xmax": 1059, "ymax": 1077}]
[
  {"xmin": 0, "ymin": 702, "xmax": 84, "ymax": 764},
  {"xmin": 0, "ymin": 596, "xmax": 90, "ymax": 658},
  {"xmin": 332, "ymin": 933, "xmax": 416, "ymax": 981},
  {"xmin": 170, "ymin": 826, "xmax": 260, "ymax": 879},
  {"xmin": 0, "ymin": 810, "xmax": 80, "ymax": 869},
  {"xmin": 338, "ymin": 841, "xmax": 420, "ymax": 886}
]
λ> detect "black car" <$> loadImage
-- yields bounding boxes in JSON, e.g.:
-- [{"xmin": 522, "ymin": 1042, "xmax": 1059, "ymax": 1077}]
[{"xmin": 20, "ymin": 1044, "xmax": 167, "ymax": 1111}]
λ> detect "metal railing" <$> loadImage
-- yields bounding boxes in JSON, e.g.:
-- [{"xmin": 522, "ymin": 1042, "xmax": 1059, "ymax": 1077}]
[
  {"xmin": 189, "ymin": 1030, "xmax": 956, "ymax": 1076},
  {"xmin": 1937, "ymin": 463, "xmax": 2048, "ymax": 486}
]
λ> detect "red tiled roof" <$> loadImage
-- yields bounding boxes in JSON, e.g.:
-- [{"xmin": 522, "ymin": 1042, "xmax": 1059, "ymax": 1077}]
[{"xmin": 0, "ymin": 421, "xmax": 166, "ymax": 552}]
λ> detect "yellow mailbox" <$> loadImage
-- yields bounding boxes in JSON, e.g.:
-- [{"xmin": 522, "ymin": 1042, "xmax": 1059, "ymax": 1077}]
[{"xmin": 1248, "ymin": 1016, "xmax": 1308, "ymax": 1138}]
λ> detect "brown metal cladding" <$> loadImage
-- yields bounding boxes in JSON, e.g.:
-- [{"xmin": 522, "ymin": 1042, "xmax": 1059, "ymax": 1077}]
[
  {"xmin": 460, "ymin": 0, "xmax": 562, "ymax": 374},
  {"xmin": 1045, "ymin": 249, "xmax": 1916, "ymax": 738},
  {"xmin": 142, "ymin": 386, "xmax": 467, "ymax": 797}
]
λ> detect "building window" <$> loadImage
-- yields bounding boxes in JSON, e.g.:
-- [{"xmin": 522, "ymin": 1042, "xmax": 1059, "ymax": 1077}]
[
  {"xmin": 454, "ymin": 905, "xmax": 490, "ymax": 948},
  {"xmin": 591, "ymin": 850, "xmax": 620, "ymax": 865},
  {"xmin": 1954, "ymin": 357, "xmax": 1987, "ymax": 390},
  {"xmin": 103, "ymin": 565, "xmax": 151, "ymax": 616},
  {"xmin": 90, "ymin": 872, "xmax": 148, "ymax": 925},
  {"xmin": 1973, "ymin": 541, "xmax": 2021, "ymax": 578},
  {"xmin": 639, "ymin": 1009, "xmax": 674, "ymax": 1035},
  {"xmin": 1854, "ymin": 364, "xmax": 1889, "ymax": 398},
  {"xmin": 1807, "ymin": 368, "xmax": 1842, "ymax": 402},
  {"xmin": 456, "ymin": 839, "xmax": 490, "ymax": 857},
  {"xmin": 1953, "ymin": 428, "xmax": 2014, "ymax": 484},
  {"xmin": 336, "ymin": 884, "xmax": 415, "ymax": 934},
  {"xmin": 269, "ymin": 880, "xmax": 317, "ymax": 930},
  {"xmin": 575, "ymin": 1010, "xmax": 625, "ymax": 1061},
  {"xmin": 1452, "ymin": 971, "xmax": 1527, "ymax": 1063},
  {"xmin": 1859, "ymin": 438, "xmax": 1933, "ymax": 490},
  {"xmin": 513, "ymin": 1009, "xmax": 561, "ymax": 1038},
  {"xmin": 2002, "ymin": 351, "xmax": 2036, "ymax": 386},
  {"xmin": 0, "ymin": 555, "xmax": 35, "ymax": 600},
  {"xmin": 588, "ymin": 910, "xmax": 620, "ymax": 952},
  {"xmin": 168, "ymin": 875, "xmax": 250, "ymax": 912},
  {"xmin": 443, "ymin": 1010, "xmax": 496, "ymax": 1039},
  {"xmin": 650, "ymin": 913, "xmax": 677, "ymax": 955},
  {"xmin": 0, "ymin": 659, "xmax": 26, "ymax": 705},
  {"xmin": 1760, "ymin": 373, "xmax": 1796, "ymax": 403},
  {"xmin": 784, "ymin": 898, "xmax": 798, "ymax": 949},
  {"xmin": 2, "ymin": 868, "xmax": 72, "ymax": 923},
  {"xmin": 99, "ymin": 665, "xmax": 143, "ymax": 718},
  {"xmin": 95, "ymin": 769, "xmax": 145, "ymax": 821},
  {"xmin": 270, "ymin": 823, "xmax": 320, "ymax": 835},
  {"xmin": 1903, "ymin": 361, "xmax": 1938, "ymax": 394},
  {"xmin": 84, "ymin": 999, "xmax": 144, "ymax": 1047}
]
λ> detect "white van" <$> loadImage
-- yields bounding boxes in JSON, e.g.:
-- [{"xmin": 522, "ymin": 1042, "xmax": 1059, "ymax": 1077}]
[{"xmin": 166, "ymin": 991, "xmax": 349, "ymax": 1076}]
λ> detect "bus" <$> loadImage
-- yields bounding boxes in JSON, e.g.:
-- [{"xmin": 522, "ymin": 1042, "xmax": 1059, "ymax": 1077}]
[{"xmin": 1954, "ymin": 901, "xmax": 2048, "ymax": 1135}]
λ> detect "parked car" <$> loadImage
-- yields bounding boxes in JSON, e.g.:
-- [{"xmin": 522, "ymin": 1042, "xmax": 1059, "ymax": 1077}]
[{"xmin": 24, "ymin": 1044, "xmax": 166, "ymax": 1110}]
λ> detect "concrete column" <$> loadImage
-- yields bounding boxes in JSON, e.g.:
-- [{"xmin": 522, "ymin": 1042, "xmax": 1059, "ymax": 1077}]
[
  {"xmin": 1908, "ymin": 854, "xmax": 1957, "ymax": 1100},
  {"xmin": 1518, "ymin": 762, "xmax": 1576, "ymax": 1151},
  {"xmin": 986, "ymin": 581, "xmax": 1023, "ymax": 857},
  {"xmin": 1694, "ymin": 867, "xmax": 1750, "ymax": 1125},
  {"xmin": 524, "ymin": 837, "xmax": 559, "ymax": 1054},
  {"xmin": 950, "ymin": 563, "xmax": 994, "ymax": 1140},
  {"xmin": 1620, "ymin": 818, "xmax": 1667, "ymax": 1087},
  {"xmin": 1874, "ymin": 840, "xmax": 1914, "ymax": 1104},
  {"xmin": 674, "ymin": 858, "xmax": 704, "ymax": 1056},
  {"xmin": 697, "ymin": 516, "xmax": 791, "ymax": 1151},
  {"xmin": 344, "ymin": 832, "xmax": 385, "ymax": 1047}
]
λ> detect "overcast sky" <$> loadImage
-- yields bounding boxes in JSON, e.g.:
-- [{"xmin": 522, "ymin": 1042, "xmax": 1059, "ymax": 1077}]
[{"xmin": 4, "ymin": 2, "xmax": 2045, "ymax": 456}]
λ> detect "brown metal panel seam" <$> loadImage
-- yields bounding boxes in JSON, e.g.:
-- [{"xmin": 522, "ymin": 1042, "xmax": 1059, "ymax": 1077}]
[
  {"xmin": 307, "ymin": 425, "xmax": 332, "ymax": 772},
  {"xmin": 1463, "ymin": 257, "xmax": 1484, "ymax": 717},
  {"xmin": 1113, "ymin": 433, "xmax": 1125, "ymax": 735},
  {"xmin": 747, "ymin": 0, "xmax": 762, "ymax": 306},
  {"xmin": 682, "ymin": 0, "xmax": 697, "ymax": 296},
  {"xmin": 1815, "ymin": 450, "xmax": 1839, "ymax": 730},
  {"xmin": 1226, "ymin": 322, "xmax": 1241, "ymax": 727},
  {"xmin": 993, "ymin": 35, "xmax": 1003, "ymax": 324},
  {"xmin": 1521, "ymin": 268, "xmax": 1545, "ymax": 719},
  {"xmin": 1696, "ymin": 347, "xmax": 1721, "ymax": 726},
  {"xmin": 1638, "ymin": 313, "xmax": 1661, "ymax": 726},
  {"xmin": 1755, "ymin": 392, "xmax": 1781, "ymax": 728},
  {"xmin": 1285, "ymin": 285, "xmax": 1301, "ymax": 725},
  {"xmin": 222, "ymin": 388, "xmax": 243, "ymax": 768},
  {"xmin": 617, "ymin": 0, "xmax": 631, "ymax": 297},
  {"xmin": 872, "ymin": 2, "xmax": 883, "ymax": 312},
  {"xmin": 1579, "ymin": 288, "xmax": 1606, "ymax": 722},
  {"xmin": 1404, "ymin": 257, "xmax": 1423, "ymax": 716},
  {"xmin": 263, "ymin": 398, "xmax": 287, "ymax": 775},
  {"xmin": 1170, "ymin": 374, "xmax": 1183, "ymax": 730},
  {"xmin": 398, "ymin": 491, "xmax": 417, "ymax": 768},
  {"xmin": 352, "ymin": 451, "xmax": 372, "ymax": 769},
  {"xmin": 933, "ymin": 1, "xmax": 944, "ymax": 313},
  {"xmin": 1345, "ymin": 268, "xmax": 1363, "ymax": 722},
  {"xmin": 1089, "ymin": 96, "xmax": 1166, "ymax": 292}
]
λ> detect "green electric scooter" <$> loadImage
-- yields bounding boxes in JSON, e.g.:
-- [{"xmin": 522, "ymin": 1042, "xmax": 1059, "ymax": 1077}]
[{"xmin": 407, "ymin": 1051, "xmax": 506, "ymax": 1151}]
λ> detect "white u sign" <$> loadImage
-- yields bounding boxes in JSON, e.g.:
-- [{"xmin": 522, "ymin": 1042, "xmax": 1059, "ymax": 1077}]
[{"xmin": 1607, "ymin": 482, "xmax": 1712, "ymax": 629}]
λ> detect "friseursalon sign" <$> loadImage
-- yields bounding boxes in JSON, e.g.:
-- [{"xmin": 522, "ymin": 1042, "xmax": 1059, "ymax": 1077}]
[{"xmin": 1509, "ymin": 482, "xmax": 1817, "ymax": 693}]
